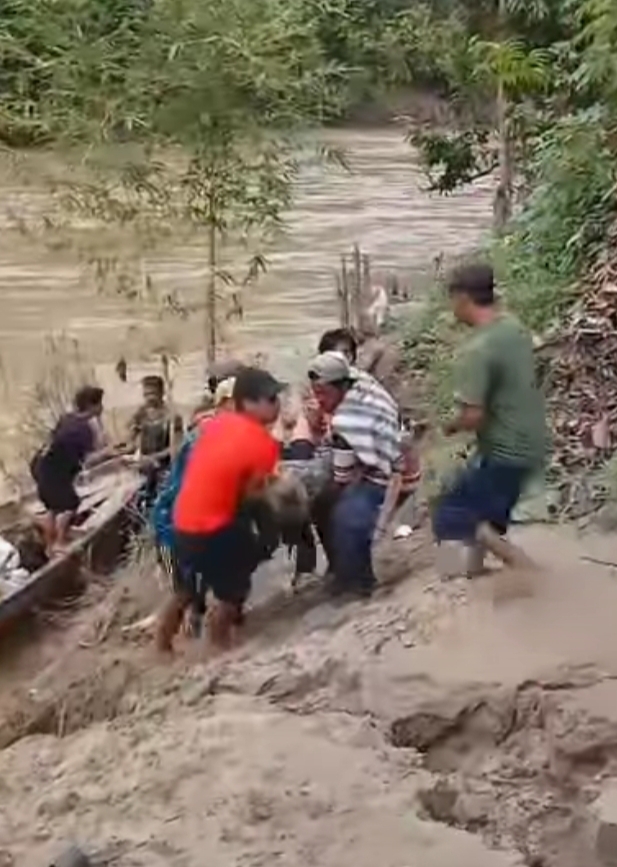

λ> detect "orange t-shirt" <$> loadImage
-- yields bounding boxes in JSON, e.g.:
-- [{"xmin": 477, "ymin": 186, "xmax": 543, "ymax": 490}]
[{"xmin": 174, "ymin": 411, "xmax": 279, "ymax": 534}]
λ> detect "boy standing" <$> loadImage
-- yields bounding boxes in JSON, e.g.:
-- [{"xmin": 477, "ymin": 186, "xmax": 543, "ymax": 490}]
[{"xmin": 130, "ymin": 375, "xmax": 184, "ymax": 504}]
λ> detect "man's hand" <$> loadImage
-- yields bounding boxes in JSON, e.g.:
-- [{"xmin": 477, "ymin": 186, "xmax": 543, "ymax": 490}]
[
  {"xmin": 443, "ymin": 404, "xmax": 484, "ymax": 437},
  {"xmin": 374, "ymin": 520, "xmax": 388, "ymax": 541}
]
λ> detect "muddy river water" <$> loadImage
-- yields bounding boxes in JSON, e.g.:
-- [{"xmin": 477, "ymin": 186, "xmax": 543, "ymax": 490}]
[{"xmin": 0, "ymin": 126, "xmax": 493, "ymax": 431}]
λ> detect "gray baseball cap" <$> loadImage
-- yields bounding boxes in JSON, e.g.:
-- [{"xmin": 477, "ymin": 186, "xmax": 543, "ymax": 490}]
[{"xmin": 308, "ymin": 351, "xmax": 358, "ymax": 385}]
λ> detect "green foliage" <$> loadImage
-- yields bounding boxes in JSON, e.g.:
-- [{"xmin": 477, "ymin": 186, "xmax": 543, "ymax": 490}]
[
  {"xmin": 410, "ymin": 128, "xmax": 496, "ymax": 193},
  {"xmin": 574, "ymin": 0, "xmax": 617, "ymax": 108},
  {"xmin": 0, "ymin": 0, "xmax": 149, "ymax": 145},
  {"xmin": 400, "ymin": 281, "xmax": 461, "ymax": 419},
  {"xmin": 0, "ymin": 0, "xmax": 346, "ymax": 146},
  {"xmin": 471, "ymin": 38, "xmax": 550, "ymax": 97},
  {"xmin": 131, "ymin": 0, "xmax": 341, "ymax": 143},
  {"xmin": 372, "ymin": 5, "xmax": 472, "ymax": 93},
  {"xmin": 495, "ymin": 114, "xmax": 616, "ymax": 332}
]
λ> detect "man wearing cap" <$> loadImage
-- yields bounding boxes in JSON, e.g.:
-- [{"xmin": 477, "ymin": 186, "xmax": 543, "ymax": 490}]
[
  {"xmin": 308, "ymin": 351, "xmax": 402, "ymax": 597},
  {"xmin": 151, "ymin": 385, "xmax": 232, "ymax": 641},
  {"xmin": 157, "ymin": 367, "xmax": 284, "ymax": 652}
]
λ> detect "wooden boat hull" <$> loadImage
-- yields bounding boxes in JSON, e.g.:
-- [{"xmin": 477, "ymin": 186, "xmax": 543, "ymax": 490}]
[{"xmin": 0, "ymin": 465, "xmax": 144, "ymax": 638}]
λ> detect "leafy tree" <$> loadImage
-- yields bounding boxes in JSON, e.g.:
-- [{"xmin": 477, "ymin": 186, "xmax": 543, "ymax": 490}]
[{"xmin": 42, "ymin": 0, "xmax": 343, "ymax": 363}]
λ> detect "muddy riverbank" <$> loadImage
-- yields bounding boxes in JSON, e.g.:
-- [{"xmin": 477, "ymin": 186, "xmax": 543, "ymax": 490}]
[{"xmin": 3, "ymin": 526, "xmax": 617, "ymax": 867}]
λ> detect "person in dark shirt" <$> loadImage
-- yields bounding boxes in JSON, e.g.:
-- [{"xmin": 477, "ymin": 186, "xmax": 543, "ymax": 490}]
[{"xmin": 31, "ymin": 386, "xmax": 120, "ymax": 554}]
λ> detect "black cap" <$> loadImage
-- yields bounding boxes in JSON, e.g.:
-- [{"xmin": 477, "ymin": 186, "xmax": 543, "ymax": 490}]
[{"xmin": 232, "ymin": 367, "xmax": 286, "ymax": 404}]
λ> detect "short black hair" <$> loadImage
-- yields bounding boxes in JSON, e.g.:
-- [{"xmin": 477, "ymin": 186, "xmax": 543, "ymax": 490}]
[
  {"xmin": 74, "ymin": 385, "xmax": 104, "ymax": 413},
  {"xmin": 141, "ymin": 373, "xmax": 165, "ymax": 393},
  {"xmin": 232, "ymin": 367, "xmax": 285, "ymax": 408},
  {"xmin": 447, "ymin": 263, "xmax": 495, "ymax": 306},
  {"xmin": 317, "ymin": 328, "xmax": 358, "ymax": 363}
]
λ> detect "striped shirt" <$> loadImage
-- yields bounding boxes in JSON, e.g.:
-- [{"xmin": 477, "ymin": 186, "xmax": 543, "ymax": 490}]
[{"xmin": 331, "ymin": 372, "xmax": 402, "ymax": 485}]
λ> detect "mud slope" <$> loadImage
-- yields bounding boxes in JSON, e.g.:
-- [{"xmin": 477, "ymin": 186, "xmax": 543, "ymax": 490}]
[{"xmin": 2, "ymin": 525, "xmax": 617, "ymax": 867}]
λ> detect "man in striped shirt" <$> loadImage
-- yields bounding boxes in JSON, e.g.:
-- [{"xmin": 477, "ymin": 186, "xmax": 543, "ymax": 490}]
[{"xmin": 308, "ymin": 351, "xmax": 402, "ymax": 597}]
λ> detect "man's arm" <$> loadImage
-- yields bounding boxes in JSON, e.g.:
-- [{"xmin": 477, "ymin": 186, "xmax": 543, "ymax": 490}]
[
  {"xmin": 443, "ymin": 404, "xmax": 485, "ymax": 436},
  {"xmin": 375, "ymin": 419, "xmax": 403, "ymax": 536},
  {"xmin": 82, "ymin": 442, "xmax": 131, "ymax": 470},
  {"xmin": 375, "ymin": 470, "xmax": 402, "ymax": 537},
  {"xmin": 127, "ymin": 408, "xmax": 144, "ymax": 450},
  {"xmin": 172, "ymin": 413, "xmax": 184, "ymax": 439},
  {"xmin": 444, "ymin": 342, "xmax": 490, "ymax": 438}
]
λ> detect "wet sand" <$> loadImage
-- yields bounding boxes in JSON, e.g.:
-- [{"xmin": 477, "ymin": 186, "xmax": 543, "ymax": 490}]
[{"xmin": 2, "ymin": 526, "xmax": 617, "ymax": 866}]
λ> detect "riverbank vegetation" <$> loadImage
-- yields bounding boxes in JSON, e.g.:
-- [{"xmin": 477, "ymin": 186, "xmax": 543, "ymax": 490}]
[{"xmin": 394, "ymin": 1, "xmax": 617, "ymax": 513}]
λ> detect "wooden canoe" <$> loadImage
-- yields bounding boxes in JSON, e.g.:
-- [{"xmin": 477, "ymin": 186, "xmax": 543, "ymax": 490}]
[{"xmin": 0, "ymin": 460, "xmax": 144, "ymax": 635}]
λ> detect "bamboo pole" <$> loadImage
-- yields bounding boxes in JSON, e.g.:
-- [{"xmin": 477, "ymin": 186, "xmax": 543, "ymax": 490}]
[
  {"xmin": 336, "ymin": 271, "xmax": 350, "ymax": 328},
  {"xmin": 341, "ymin": 254, "xmax": 350, "ymax": 328},
  {"xmin": 351, "ymin": 244, "xmax": 362, "ymax": 333}
]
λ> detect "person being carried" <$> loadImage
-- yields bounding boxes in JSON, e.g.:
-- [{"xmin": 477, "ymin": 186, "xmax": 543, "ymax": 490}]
[
  {"xmin": 308, "ymin": 351, "xmax": 403, "ymax": 598},
  {"xmin": 157, "ymin": 368, "xmax": 284, "ymax": 653},
  {"xmin": 129, "ymin": 375, "xmax": 184, "ymax": 504},
  {"xmin": 206, "ymin": 359, "xmax": 246, "ymax": 401},
  {"xmin": 30, "ymin": 386, "xmax": 123, "ymax": 554},
  {"xmin": 318, "ymin": 325, "xmax": 400, "ymax": 393},
  {"xmin": 433, "ymin": 263, "xmax": 547, "ymax": 576}
]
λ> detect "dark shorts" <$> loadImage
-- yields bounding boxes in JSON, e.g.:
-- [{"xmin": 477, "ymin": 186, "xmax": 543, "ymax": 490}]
[
  {"xmin": 175, "ymin": 519, "xmax": 263, "ymax": 606},
  {"xmin": 35, "ymin": 471, "xmax": 80, "ymax": 515},
  {"xmin": 156, "ymin": 543, "xmax": 206, "ymax": 614},
  {"xmin": 432, "ymin": 454, "xmax": 530, "ymax": 543}
]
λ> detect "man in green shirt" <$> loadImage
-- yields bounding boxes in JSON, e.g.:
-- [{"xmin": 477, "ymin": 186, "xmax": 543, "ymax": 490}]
[{"xmin": 433, "ymin": 263, "xmax": 546, "ymax": 575}]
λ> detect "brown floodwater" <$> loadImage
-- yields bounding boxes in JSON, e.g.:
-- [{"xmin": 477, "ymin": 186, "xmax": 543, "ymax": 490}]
[{"xmin": 0, "ymin": 127, "xmax": 493, "ymax": 430}]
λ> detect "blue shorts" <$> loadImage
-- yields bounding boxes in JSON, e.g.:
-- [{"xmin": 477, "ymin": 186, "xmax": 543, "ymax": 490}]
[{"xmin": 432, "ymin": 455, "xmax": 531, "ymax": 543}]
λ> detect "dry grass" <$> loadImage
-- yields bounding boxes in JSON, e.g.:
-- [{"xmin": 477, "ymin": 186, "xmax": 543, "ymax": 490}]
[{"xmin": 0, "ymin": 334, "xmax": 99, "ymax": 497}]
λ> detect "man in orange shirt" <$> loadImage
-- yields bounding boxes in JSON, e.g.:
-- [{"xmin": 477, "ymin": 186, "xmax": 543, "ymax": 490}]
[{"xmin": 156, "ymin": 368, "xmax": 283, "ymax": 652}]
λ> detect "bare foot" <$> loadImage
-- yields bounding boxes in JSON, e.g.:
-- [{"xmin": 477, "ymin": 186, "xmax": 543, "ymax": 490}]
[{"xmin": 476, "ymin": 523, "xmax": 537, "ymax": 571}]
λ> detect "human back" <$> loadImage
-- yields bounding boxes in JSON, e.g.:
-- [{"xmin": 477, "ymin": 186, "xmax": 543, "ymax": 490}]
[
  {"xmin": 461, "ymin": 314, "xmax": 546, "ymax": 467},
  {"xmin": 42, "ymin": 412, "xmax": 95, "ymax": 480},
  {"xmin": 174, "ymin": 410, "xmax": 279, "ymax": 535}
]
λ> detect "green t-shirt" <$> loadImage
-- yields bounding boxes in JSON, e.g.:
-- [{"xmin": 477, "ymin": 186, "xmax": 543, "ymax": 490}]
[{"xmin": 455, "ymin": 315, "xmax": 547, "ymax": 468}]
